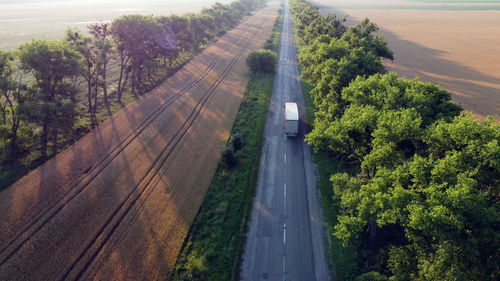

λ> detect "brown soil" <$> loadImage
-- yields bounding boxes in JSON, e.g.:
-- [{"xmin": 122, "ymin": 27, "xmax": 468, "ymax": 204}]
[
  {"xmin": 0, "ymin": 3, "xmax": 278, "ymax": 281},
  {"xmin": 318, "ymin": 0, "xmax": 500, "ymax": 120}
]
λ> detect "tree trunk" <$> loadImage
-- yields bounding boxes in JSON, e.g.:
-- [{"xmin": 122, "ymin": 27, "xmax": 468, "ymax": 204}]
[
  {"xmin": 137, "ymin": 65, "xmax": 143, "ymax": 93},
  {"xmin": 131, "ymin": 66, "xmax": 136, "ymax": 96},
  {"xmin": 10, "ymin": 116, "xmax": 19, "ymax": 164},
  {"xmin": 117, "ymin": 53, "xmax": 129, "ymax": 103},
  {"xmin": 41, "ymin": 122, "xmax": 48, "ymax": 159},
  {"xmin": 369, "ymin": 219, "xmax": 378, "ymax": 241},
  {"xmin": 117, "ymin": 54, "xmax": 125, "ymax": 103},
  {"xmin": 87, "ymin": 78, "xmax": 93, "ymax": 114},
  {"xmin": 0, "ymin": 102, "xmax": 6, "ymax": 124},
  {"xmin": 51, "ymin": 128, "xmax": 58, "ymax": 156},
  {"xmin": 93, "ymin": 82, "xmax": 99, "ymax": 117},
  {"xmin": 102, "ymin": 63, "xmax": 108, "ymax": 106}
]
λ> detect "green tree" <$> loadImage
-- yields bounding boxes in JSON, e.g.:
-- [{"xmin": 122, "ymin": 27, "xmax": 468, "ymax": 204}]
[
  {"xmin": 18, "ymin": 39, "xmax": 81, "ymax": 158},
  {"xmin": 332, "ymin": 116, "xmax": 500, "ymax": 281},
  {"xmin": 361, "ymin": 109, "xmax": 424, "ymax": 177},
  {"xmin": 89, "ymin": 23, "xmax": 113, "ymax": 107},
  {"xmin": 0, "ymin": 50, "xmax": 21, "ymax": 161},
  {"xmin": 187, "ymin": 13, "xmax": 216, "ymax": 48},
  {"xmin": 307, "ymin": 104, "xmax": 379, "ymax": 161},
  {"xmin": 342, "ymin": 73, "xmax": 461, "ymax": 125},
  {"xmin": 111, "ymin": 15, "xmax": 161, "ymax": 96},
  {"xmin": 65, "ymin": 28, "xmax": 99, "ymax": 118},
  {"xmin": 307, "ymin": 73, "xmax": 461, "ymax": 161},
  {"xmin": 298, "ymin": 37, "xmax": 386, "ymax": 119},
  {"xmin": 341, "ymin": 18, "xmax": 393, "ymax": 60},
  {"xmin": 157, "ymin": 15, "xmax": 192, "ymax": 69},
  {"xmin": 246, "ymin": 49, "xmax": 277, "ymax": 74},
  {"xmin": 302, "ymin": 14, "xmax": 347, "ymax": 44},
  {"xmin": 291, "ymin": 1, "xmax": 499, "ymax": 281}
]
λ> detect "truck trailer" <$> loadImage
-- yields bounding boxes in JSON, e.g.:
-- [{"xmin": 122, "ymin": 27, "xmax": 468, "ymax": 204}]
[{"xmin": 285, "ymin": 102, "xmax": 299, "ymax": 137}]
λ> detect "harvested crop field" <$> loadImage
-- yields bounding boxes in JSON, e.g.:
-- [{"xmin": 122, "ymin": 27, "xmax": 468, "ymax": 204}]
[
  {"xmin": 0, "ymin": 3, "xmax": 277, "ymax": 281},
  {"xmin": 318, "ymin": 0, "xmax": 500, "ymax": 120},
  {"xmin": 0, "ymin": 0, "xmax": 231, "ymax": 49}
]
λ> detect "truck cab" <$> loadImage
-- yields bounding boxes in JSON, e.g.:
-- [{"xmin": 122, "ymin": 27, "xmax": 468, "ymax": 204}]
[{"xmin": 285, "ymin": 102, "xmax": 299, "ymax": 137}]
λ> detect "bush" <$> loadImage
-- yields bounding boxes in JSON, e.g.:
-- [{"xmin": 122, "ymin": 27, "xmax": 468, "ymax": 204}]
[
  {"xmin": 246, "ymin": 49, "xmax": 277, "ymax": 74},
  {"xmin": 221, "ymin": 147, "xmax": 238, "ymax": 169},
  {"xmin": 356, "ymin": 271, "xmax": 389, "ymax": 281},
  {"xmin": 231, "ymin": 134, "xmax": 244, "ymax": 151},
  {"xmin": 263, "ymin": 38, "xmax": 273, "ymax": 50}
]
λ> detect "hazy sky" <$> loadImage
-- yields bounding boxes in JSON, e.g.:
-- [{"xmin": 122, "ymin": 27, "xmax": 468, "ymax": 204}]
[{"xmin": 0, "ymin": 0, "xmax": 220, "ymax": 4}]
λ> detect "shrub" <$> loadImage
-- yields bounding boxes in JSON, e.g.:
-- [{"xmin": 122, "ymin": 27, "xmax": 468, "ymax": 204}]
[
  {"xmin": 263, "ymin": 38, "xmax": 273, "ymax": 50},
  {"xmin": 246, "ymin": 49, "xmax": 277, "ymax": 74},
  {"xmin": 355, "ymin": 271, "xmax": 389, "ymax": 281},
  {"xmin": 221, "ymin": 147, "xmax": 238, "ymax": 169},
  {"xmin": 231, "ymin": 134, "xmax": 244, "ymax": 151}
]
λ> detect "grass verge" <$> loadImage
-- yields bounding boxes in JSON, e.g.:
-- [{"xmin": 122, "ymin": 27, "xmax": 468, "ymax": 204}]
[
  {"xmin": 171, "ymin": 7, "xmax": 283, "ymax": 281},
  {"xmin": 171, "ymin": 73, "xmax": 274, "ymax": 281},
  {"xmin": 301, "ymin": 76, "xmax": 358, "ymax": 281}
]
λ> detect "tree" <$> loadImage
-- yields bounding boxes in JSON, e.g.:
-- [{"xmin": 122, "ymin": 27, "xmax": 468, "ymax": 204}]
[
  {"xmin": 157, "ymin": 15, "xmax": 191, "ymax": 70},
  {"xmin": 0, "ymin": 50, "xmax": 22, "ymax": 161},
  {"xmin": 306, "ymin": 73, "xmax": 462, "ymax": 161},
  {"xmin": 65, "ymin": 28, "xmax": 98, "ymax": 118},
  {"xmin": 187, "ymin": 13, "xmax": 216, "ymax": 48},
  {"xmin": 89, "ymin": 23, "xmax": 113, "ymax": 107},
  {"xmin": 298, "ymin": 37, "xmax": 386, "ymax": 119},
  {"xmin": 18, "ymin": 39, "xmax": 81, "ymax": 158},
  {"xmin": 302, "ymin": 14, "xmax": 347, "ymax": 44},
  {"xmin": 342, "ymin": 73, "xmax": 462, "ymax": 125},
  {"xmin": 246, "ymin": 49, "xmax": 277, "ymax": 74},
  {"xmin": 0, "ymin": 50, "xmax": 15, "ymax": 128},
  {"xmin": 341, "ymin": 18, "xmax": 393, "ymax": 60},
  {"xmin": 291, "ymin": 1, "xmax": 499, "ymax": 280},
  {"xmin": 307, "ymin": 104, "xmax": 380, "ymax": 161},
  {"xmin": 298, "ymin": 36, "xmax": 350, "ymax": 83},
  {"xmin": 332, "ymin": 116, "xmax": 500, "ymax": 281},
  {"xmin": 111, "ymin": 15, "xmax": 161, "ymax": 96}
]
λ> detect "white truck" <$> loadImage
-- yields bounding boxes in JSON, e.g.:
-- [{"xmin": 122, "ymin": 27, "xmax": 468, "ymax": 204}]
[{"xmin": 285, "ymin": 102, "xmax": 299, "ymax": 137}]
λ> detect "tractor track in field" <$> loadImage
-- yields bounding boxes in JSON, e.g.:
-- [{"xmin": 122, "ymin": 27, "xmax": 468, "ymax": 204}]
[
  {"xmin": 0, "ymin": 21, "xmax": 259, "ymax": 267},
  {"xmin": 61, "ymin": 25, "xmax": 264, "ymax": 281},
  {"xmin": 0, "ymin": 3, "xmax": 278, "ymax": 280}
]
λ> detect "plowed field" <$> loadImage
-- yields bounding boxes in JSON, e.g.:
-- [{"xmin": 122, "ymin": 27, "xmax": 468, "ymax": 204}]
[{"xmin": 0, "ymin": 3, "xmax": 277, "ymax": 281}]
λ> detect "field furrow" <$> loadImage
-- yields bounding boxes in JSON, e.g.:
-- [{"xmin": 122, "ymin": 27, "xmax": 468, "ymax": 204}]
[{"xmin": 0, "ymin": 3, "xmax": 278, "ymax": 281}]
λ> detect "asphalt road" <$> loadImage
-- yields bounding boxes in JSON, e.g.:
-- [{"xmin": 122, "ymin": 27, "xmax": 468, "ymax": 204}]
[{"xmin": 241, "ymin": 1, "xmax": 331, "ymax": 280}]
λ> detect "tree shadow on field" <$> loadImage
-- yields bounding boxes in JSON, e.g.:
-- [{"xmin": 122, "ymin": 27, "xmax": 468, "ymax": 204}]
[
  {"xmin": 324, "ymin": 7, "xmax": 500, "ymax": 120},
  {"xmin": 0, "ymin": 10, "xmax": 269, "ymax": 280}
]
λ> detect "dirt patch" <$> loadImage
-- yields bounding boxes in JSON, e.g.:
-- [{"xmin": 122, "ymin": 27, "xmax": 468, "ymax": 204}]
[
  {"xmin": 318, "ymin": 0, "xmax": 500, "ymax": 120},
  {"xmin": 0, "ymin": 3, "xmax": 278, "ymax": 281}
]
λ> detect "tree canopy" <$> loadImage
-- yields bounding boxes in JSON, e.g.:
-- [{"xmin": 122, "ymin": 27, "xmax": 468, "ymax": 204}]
[
  {"xmin": 291, "ymin": 1, "xmax": 500, "ymax": 280},
  {"xmin": 246, "ymin": 49, "xmax": 277, "ymax": 74},
  {"xmin": 0, "ymin": 0, "xmax": 266, "ymax": 189}
]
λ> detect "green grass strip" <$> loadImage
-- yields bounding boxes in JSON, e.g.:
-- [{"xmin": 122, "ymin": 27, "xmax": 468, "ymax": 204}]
[
  {"xmin": 171, "ymin": 8, "xmax": 283, "ymax": 281},
  {"xmin": 171, "ymin": 73, "xmax": 274, "ymax": 281}
]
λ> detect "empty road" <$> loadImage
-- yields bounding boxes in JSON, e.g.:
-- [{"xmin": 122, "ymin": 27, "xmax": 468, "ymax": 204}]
[{"xmin": 241, "ymin": 1, "xmax": 331, "ymax": 280}]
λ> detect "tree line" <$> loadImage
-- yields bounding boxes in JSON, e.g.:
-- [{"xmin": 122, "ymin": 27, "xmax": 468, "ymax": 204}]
[
  {"xmin": 0, "ymin": 0, "xmax": 266, "ymax": 188},
  {"xmin": 290, "ymin": 0, "xmax": 499, "ymax": 280}
]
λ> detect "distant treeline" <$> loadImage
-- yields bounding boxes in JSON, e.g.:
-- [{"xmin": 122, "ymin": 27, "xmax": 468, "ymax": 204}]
[
  {"xmin": 290, "ymin": 1, "xmax": 499, "ymax": 281},
  {"xmin": 0, "ymin": 0, "xmax": 266, "ymax": 188}
]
